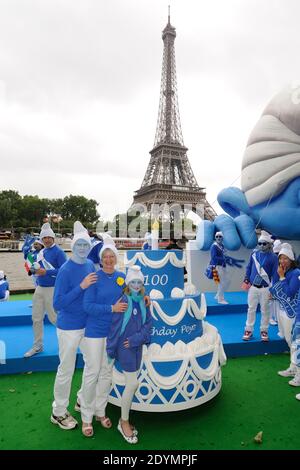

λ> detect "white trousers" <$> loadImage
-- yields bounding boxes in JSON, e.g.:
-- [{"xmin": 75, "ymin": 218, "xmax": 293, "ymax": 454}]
[
  {"xmin": 52, "ymin": 328, "xmax": 85, "ymax": 417},
  {"xmin": 245, "ymin": 286, "xmax": 270, "ymax": 332},
  {"xmin": 277, "ymin": 308, "xmax": 294, "ymax": 347},
  {"xmin": 215, "ymin": 266, "xmax": 230, "ymax": 301},
  {"xmin": 121, "ymin": 371, "xmax": 139, "ymax": 421},
  {"xmin": 79, "ymin": 337, "xmax": 113, "ymax": 424},
  {"xmin": 32, "ymin": 286, "xmax": 57, "ymax": 349},
  {"xmin": 277, "ymin": 307, "xmax": 296, "ymax": 367},
  {"xmin": 269, "ymin": 299, "xmax": 280, "ymax": 323}
]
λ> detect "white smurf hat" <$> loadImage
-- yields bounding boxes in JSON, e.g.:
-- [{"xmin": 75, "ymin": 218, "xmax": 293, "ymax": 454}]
[
  {"xmin": 144, "ymin": 232, "xmax": 152, "ymax": 240},
  {"xmin": 278, "ymin": 243, "xmax": 295, "ymax": 261},
  {"xmin": 125, "ymin": 265, "xmax": 144, "ymax": 285},
  {"xmin": 258, "ymin": 230, "xmax": 273, "ymax": 244},
  {"xmin": 34, "ymin": 238, "xmax": 44, "ymax": 247},
  {"xmin": 99, "ymin": 236, "xmax": 118, "ymax": 259},
  {"xmin": 40, "ymin": 223, "xmax": 55, "ymax": 240},
  {"xmin": 71, "ymin": 221, "xmax": 92, "ymax": 250},
  {"xmin": 0, "ymin": 270, "xmax": 4, "ymax": 279},
  {"xmin": 273, "ymin": 239, "xmax": 282, "ymax": 254}
]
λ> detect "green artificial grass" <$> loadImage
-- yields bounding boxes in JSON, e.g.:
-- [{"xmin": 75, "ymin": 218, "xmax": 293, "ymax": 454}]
[
  {"xmin": 9, "ymin": 293, "xmax": 33, "ymax": 301},
  {"xmin": 1, "ymin": 353, "xmax": 300, "ymax": 450}
]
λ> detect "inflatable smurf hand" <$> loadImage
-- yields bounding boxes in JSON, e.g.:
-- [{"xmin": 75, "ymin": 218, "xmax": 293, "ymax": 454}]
[
  {"xmin": 224, "ymin": 256, "xmax": 245, "ymax": 268},
  {"xmin": 238, "ymin": 84, "xmax": 300, "ymax": 240},
  {"xmin": 196, "ymin": 188, "xmax": 257, "ymax": 251}
]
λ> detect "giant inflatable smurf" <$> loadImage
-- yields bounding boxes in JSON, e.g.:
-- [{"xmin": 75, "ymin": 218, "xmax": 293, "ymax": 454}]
[{"xmin": 197, "ymin": 84, "xmax": 300, "ymax": 251}]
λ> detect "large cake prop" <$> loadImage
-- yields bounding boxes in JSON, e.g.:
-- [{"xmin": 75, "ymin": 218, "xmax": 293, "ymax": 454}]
[{"xmin": 109, "ymin": 249, "xmax": 226, "ymax": 412}]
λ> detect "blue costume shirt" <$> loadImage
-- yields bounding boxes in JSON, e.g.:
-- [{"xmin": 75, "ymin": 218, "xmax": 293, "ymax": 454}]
[
  {"xmin": 0, "ymin": 280, "xmax": 9, "ymax": 299},
  {"xmin": 210, "ymin": 242, "xmax": 226, "ymax": 267},
  {"xmin": 142, "ymin": 242, "xmax": 151, "ymax": 251},
  {"xmin": 278, "ymin": 268, "xmax": 300, "ymax": 298},
  {"xmin": 245, "ymin": 250, "xmax": 278, "ymax": 287},
  {"xmin": 83, "ymin": 270, "xmax": 125, "ymax": 338},
  {"xmin": 54, "ymin": 259, "xmax": 95, "ymax": 330},
  {"xmin": 37, "ymin": 245, "xmax": 67, "ymax": 287}
]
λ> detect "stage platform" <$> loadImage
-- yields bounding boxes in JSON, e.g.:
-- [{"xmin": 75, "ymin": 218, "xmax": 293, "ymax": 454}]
[{"xmin": 0, "ymin": 293, "xmax": 288, "ymax": 375}]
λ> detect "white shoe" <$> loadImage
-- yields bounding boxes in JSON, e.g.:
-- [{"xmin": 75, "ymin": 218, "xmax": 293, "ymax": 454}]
[
  {"xmin": 278, "ymin": 367, "xmax": 296, "ymax": 377},
  {"xmin": 288, "ymin": 375, "xmax": 300, "ymax": 387},
  {"xmin": 117, "ymin": 419, "xmax": 138, "ymax": 444},
  {"xmin": 24, "ymin": 346, "xmax": 43, "ymax": 358},
  {"xmin": 296, "ymin": 394, "xmax": 300, "ymax": 401},
  {"xmin": 218, "ymin": 300, "xmax": 229, "ymax": 305},
  {"xmin": 51, "ymin": 412, "xmax": 78, "ymax": 430}
]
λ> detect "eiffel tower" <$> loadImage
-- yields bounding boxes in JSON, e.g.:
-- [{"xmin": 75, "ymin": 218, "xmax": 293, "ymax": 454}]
[{"xmin": 133, "ymin": 10, "xmax": 217, "ymax": 221}]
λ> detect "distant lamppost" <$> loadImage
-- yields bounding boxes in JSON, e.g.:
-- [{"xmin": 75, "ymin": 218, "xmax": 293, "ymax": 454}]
[
  {"xmin": 43, "ymin": 214, "xmax": 63, "ymax": 235},
  {"xmin": 51, "ymin": 214, "xmax": 63, "ymax": 234}
]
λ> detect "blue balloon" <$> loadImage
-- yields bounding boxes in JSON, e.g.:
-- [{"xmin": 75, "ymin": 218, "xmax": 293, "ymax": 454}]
[{"xmin": 196, "ymin": 220, "xmax": 215, "ymax": 250}]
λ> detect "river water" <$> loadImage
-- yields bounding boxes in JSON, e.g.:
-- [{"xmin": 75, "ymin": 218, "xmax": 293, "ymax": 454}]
[{"xmin": 0, "ymin": 251, "xmax": 126, "ymax": 292}]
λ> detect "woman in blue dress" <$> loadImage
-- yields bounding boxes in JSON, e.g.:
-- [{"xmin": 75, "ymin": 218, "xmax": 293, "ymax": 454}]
[{"xmin": 107, "ymin": 265, "xmax": 152, "ymax": 444}]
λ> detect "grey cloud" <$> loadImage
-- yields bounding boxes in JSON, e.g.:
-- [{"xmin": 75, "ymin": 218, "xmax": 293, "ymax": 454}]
[{"xmin": 1, "ymin": 0, "xmax": 300, "ymax": 219}]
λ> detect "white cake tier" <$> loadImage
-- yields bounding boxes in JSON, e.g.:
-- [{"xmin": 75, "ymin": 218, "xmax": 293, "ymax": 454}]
[
  {"xmin": 109, "ymin": 322, "xmax": 226, "ymax": 412},
  {"xmin": 124, "ymin": 249, "xmax": 185, "ymax": 297}
]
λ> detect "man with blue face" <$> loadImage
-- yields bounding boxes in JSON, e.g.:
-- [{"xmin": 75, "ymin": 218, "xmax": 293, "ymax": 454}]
[{"xmin": 50, "ymin": 221, "xmax": 97, "ymax": 431}]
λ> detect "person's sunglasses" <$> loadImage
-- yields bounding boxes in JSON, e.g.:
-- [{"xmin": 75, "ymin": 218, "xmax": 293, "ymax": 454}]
[
  {"xmin": 215, "ymin": 236, "xmax": 223, "ymax": 239},
  {"xmin": 258, "ymin": 242, "xmax": 267, "ymax": 246}
]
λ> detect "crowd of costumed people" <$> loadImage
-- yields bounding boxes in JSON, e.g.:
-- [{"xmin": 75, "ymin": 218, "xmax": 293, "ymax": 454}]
[
  {"xmin": 20, "ymin": 222, "xmax": 152, "ymax": 443},
  {"xmin": 20, "ymin": 219, "xmax": 226, "ymax": 442},
  {"xmin": 4, "ymin": 84, "xmax": 300, "ymax": 447}
]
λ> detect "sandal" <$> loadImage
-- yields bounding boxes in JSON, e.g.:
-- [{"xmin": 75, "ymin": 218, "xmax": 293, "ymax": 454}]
[
  {"xmin": 95, "ymin": 416, "xmax": 112, "ymax": 429},
  {"xmin": 117, "ymin": 419, "xmax": 138, "ymax": 444},
  {"xmin": 82, "ymin": 422, "xmax": 94, "ymax": 437}
]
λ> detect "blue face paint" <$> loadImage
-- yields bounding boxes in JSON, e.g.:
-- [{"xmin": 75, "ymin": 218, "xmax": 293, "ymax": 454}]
[
  {"xmin": 128, "ymin": 279, "xmax": 143, "ymax": 294},
  {"xmin": 72, "ymin": 240, "xmax": 91, "ymax": 264},
  {"xmin": 258, "ymin": 242, "xmax": 269, "ymax": 252}
]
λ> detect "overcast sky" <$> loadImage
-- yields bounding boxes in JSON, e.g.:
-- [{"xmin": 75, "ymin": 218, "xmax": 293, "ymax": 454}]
[{"xmin": 1, "ymin": 0, "xmax": 300, "ymax": 222}]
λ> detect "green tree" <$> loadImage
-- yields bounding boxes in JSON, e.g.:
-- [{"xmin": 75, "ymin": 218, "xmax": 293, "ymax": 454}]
[
  {"xmin": 0, "ymin": 191, "xmax": 100, "ymax": 231},
  {"xmin": 62, "ymin": 195, "xmax": 99, "ymax": 224},
  {"xmin": 0, "ymin": 190, "xmax": 22, "ymax": 228},
  {"xmin": 18, "ymin": 195, "xmax": 49, "ymax": 228}
]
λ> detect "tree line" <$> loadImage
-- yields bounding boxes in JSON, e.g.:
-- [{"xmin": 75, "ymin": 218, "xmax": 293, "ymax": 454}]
[{"xmin": 0, "ymin": 190, "xmax": 100, "ymax": 234}]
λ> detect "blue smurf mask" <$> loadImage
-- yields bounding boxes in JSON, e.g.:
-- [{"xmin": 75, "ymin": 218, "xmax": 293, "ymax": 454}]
[
  {"xmin": 128, "ymin": 279, "xmax": 143, "ymax": 294},
  {"xmin": 72, "ymin": 240, "xmax": 91, "ymax": 263}
]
